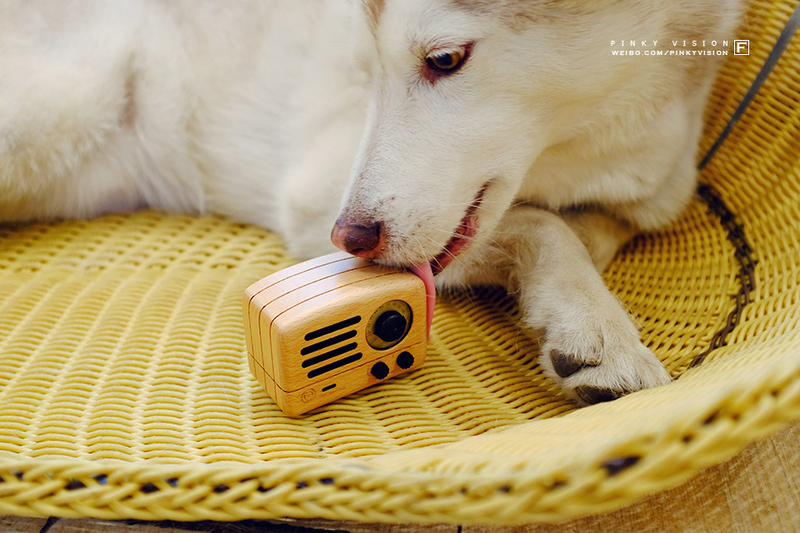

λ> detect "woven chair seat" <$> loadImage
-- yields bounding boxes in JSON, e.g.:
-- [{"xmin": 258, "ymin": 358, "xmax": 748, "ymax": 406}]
[{"xmin": 1, "ymin": 0, "xmax": 799, "ymax": 525}]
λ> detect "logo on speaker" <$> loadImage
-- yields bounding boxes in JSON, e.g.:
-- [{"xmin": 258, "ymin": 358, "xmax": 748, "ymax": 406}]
[{"xmin": 301, "ymin": 390, "xmax": 316, "ymax": 403}]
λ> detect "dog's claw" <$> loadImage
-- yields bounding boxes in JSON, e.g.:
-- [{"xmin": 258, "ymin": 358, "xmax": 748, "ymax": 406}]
[
  {"xmin": 549, "ymin": 350, "xmax": 598, "ymax": 378},
  {"xmin": 575, "ymin": 385, "xmax": 626, "ymax": 405}
]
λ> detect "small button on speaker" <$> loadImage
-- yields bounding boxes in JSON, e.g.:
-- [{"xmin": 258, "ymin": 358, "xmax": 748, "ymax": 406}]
[
  {"xmin": 370, "ymin": 361, "xmax": 390, "ymax": 380},
  {"xmin": 396, "ymin": 351, "xmax": 415, "ymax": 369}
]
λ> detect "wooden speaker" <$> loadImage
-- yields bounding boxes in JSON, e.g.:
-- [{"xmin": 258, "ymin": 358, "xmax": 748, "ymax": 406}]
[{"xmin": 243, "ymin": 252, "xmax": 429, "ymax": 416}]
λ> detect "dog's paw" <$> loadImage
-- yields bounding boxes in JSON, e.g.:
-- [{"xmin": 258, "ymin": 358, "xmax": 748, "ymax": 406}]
[{"xmin": 539, "ymin": 317, "xmax": 671, "ymax": 406}]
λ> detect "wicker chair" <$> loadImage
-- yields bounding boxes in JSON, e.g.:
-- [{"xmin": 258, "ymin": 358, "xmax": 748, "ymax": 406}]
[{"xmin": 1, "ymin": 0, "xmax": 799, "ymax": 526}]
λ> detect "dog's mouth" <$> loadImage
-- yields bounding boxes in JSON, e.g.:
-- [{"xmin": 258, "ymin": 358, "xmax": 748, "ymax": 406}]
[
  {"xmin": 431, "ymin": 183, "xmax": 488, "ymax": 275},
  {"xmin": 405, "ymin": 184, "xmax": 486, "ymax": 336},
  {"xmin": 405, "ymin": 183, "xmax": 489, "ymax": 336},
  {"xmin": 408, "ymin": 182, "xmax": 488, "ymax": 281}
]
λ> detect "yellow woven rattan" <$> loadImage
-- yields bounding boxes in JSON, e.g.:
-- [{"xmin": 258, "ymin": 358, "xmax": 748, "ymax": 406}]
[{"xmin": 1, "ymin": 0, "xmax": 799, "ymax": 525}]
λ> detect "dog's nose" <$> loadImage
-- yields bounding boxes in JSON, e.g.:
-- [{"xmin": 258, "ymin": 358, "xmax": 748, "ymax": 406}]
[{"xmin": 331, "ymin": 219, "xmax": 384, "ymax": 259}]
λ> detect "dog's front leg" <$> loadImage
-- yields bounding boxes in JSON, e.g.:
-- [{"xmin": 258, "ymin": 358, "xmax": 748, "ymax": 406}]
[{"xmin": 441, "ymin": 206, "xmax": 671, "ymax": 405}]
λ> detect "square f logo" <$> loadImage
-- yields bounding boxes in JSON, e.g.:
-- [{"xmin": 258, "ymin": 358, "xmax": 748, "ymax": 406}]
[{"xmin": 734, "ymin": 40, "xmax": 750, "ymax": 55}]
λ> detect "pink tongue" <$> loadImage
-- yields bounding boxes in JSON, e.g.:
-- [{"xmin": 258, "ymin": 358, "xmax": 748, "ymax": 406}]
[{"xmin": 409, "ymin": 262, "xmax": 436, "ymax": 339}]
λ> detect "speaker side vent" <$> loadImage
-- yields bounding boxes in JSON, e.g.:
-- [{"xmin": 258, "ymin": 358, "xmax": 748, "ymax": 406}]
[
  {"xmin": 304, "ymin": 316, "xmax": 361, "ymax": 341},
  {"xmin": 301, "ymin": 330, "xmax": 357, "ymax": 356},
  {"xmin": 302, "ymin": 315, "xmax": 364, "ymax": 379},
  {"xmin": 302, "ymin": 342, "xmax": 358, "ymax": 368},
  {"xmin": 307, "ymin": 353, "xmax": 363, "ymax": 379}
]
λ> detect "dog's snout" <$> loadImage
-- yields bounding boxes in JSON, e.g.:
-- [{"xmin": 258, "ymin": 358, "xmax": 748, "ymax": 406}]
[{"xmin": 331, "ymin": 219, "xmax": 385, "ymax": 259}]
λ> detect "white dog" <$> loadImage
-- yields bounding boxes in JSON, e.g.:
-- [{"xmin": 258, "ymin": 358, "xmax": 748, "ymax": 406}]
[{"xmin": 0, "ymin": 0, "xmax": 745, "ymax": 404}]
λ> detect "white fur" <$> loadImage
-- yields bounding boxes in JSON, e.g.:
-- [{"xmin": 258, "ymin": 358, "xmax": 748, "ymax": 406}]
[{"xmin": 0, "ymin": 0, "xmax": 745, "ymax": 403}]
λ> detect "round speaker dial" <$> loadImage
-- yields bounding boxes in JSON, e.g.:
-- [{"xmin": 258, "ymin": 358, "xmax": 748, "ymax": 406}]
[{"xmin": 366, "ymin": 300, "xmax": 413, "ymax": 350}]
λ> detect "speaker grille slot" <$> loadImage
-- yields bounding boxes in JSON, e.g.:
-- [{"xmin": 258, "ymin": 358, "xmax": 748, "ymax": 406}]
[
  {"xmin": 307, "ymin": 353, "xmax": 363, "ymax": 379},
  {"xmin": 301, "ymin": 342, "xmax": 359, "ymax": 368},
  {"xmin": 301, "ymin": 330, "xmax": 357, "ymax": 355},
  {"xmin": 302, "ymin": 316, "xmax": 364, "ymax": 379},
  {"xmin": 304, "ymin": 316, "xmax": 361, "ymax": 341}
]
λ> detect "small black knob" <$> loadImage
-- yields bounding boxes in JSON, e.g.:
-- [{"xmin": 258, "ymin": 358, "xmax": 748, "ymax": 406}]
[
  {"xmin": 370, "ymin": 361, "xmax": 390, "ymax": 380},
  {"xmin": 374, "ymin": 311, "xmax": 408, "ymax": 343},
  {"xmin": 396, "ymin": 352, "xmax": 415, "ymax": 369}
]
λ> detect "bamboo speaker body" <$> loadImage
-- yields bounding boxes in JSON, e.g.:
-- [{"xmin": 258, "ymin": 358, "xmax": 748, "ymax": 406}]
[{"xmin": 243, "ymin": 252, "xmax": 428, "ymax": 416}]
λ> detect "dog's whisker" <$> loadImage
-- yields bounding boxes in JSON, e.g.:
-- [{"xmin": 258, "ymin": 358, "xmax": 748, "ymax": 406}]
[
  {"xmin": 424, "ymin": 236, "xmax": 460, "ymax": 264},
  {"xmin": 410, "ymin": 234, "xmax": 430, "ymax": 263},
  {"xmin": 485, "ymin": 238, "xmax": 518, "ymax": 264},
  {"xmin": 431, "ymin": 229, "xmax": 462, "ymax": 238}
]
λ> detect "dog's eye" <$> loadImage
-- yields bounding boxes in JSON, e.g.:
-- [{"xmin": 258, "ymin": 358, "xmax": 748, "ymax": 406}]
[
  {"xmin": 424, "ymin": 45, "xmax": 471, "ymax": 79},
  {"xmin": 427, "ymin": 50, "xmax": 464, "ymax": 72}
]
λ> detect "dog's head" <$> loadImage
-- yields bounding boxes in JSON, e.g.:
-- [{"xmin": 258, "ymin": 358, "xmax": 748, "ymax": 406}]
[{"xmin": 331, "ymin": 0, "xmax": 739, "ymax": 273}]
